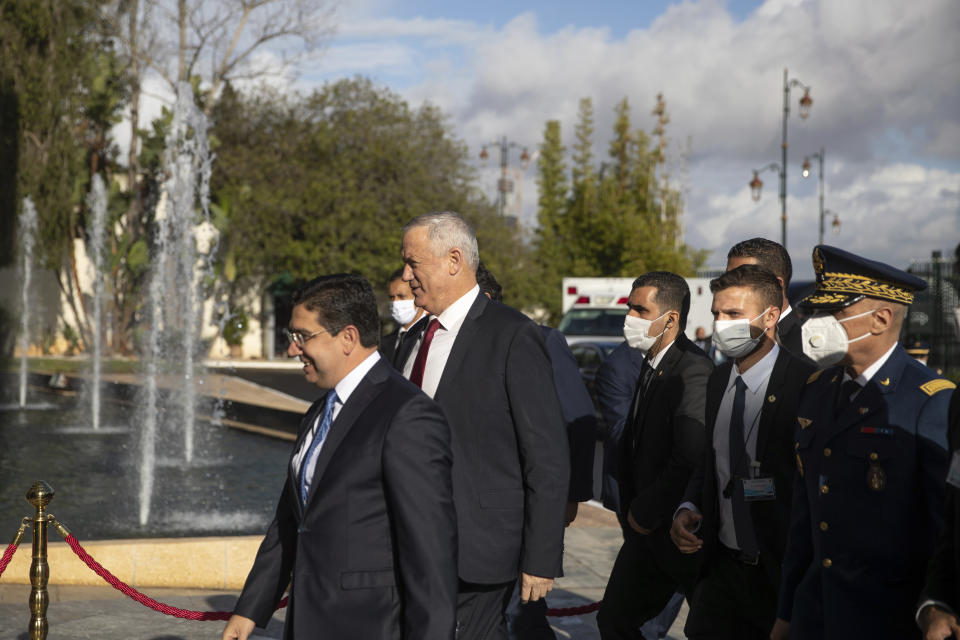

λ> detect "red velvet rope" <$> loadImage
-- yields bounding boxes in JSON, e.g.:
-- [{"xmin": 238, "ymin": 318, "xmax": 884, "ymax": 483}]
[
  {"xmin": 63, "ymin": 533, "xmax": 287, "ymax": 621},
  {"xmin": 0, "ymin": 542, "xmax": 19, "ymax": 579},
  {"xmin": 61, "ymin": 532, "xmax": 600, "ymax": 620}
]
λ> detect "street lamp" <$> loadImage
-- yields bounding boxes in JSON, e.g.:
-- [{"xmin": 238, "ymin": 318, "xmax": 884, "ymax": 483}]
[
  {"xmin": 826, "ymin": 208, "xmax": 841, "ymax": 235},
  {"xmin": 779, "ymin": 68, "xmax": 813, "ymax": 249},
  {"xmin": 801, "ymin": 146, "xmax": 837, "ymax": 245},
  {"xmin": 479, "ymin": 136, "xmax": 531, "ymax": 223},
  {"xmin": 749, "ymin": 163, "xmax": 782, "ymax": 212}
]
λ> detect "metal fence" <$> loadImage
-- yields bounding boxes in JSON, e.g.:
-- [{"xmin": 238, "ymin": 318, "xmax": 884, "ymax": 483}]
[{"xmin": 905, "ymin": 251, "xmax": 959, "ymax": 377}]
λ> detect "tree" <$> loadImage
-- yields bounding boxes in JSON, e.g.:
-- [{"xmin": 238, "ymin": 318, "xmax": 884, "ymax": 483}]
[
  {"xmin": 0, "ymin": 0, "xmax": 126, "ymax": 347},
  {"xmin": 209, "ymin": 78, "xmax": 536, "ymax": 315}
]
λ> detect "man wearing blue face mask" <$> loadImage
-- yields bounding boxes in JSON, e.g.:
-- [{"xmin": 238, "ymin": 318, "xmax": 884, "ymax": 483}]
[
  {"xmin": 670, "ymin": 264, "xmax": 815, "ymax": 639},
  {"xmin": 598, "ymin": 272, "xmax": 713, "ymax": 640},
  {"xmin": 382, "ymin": 268, "xmax": 429, "ymax": 370},
  {"xmin": 775, "ymin": 245, "xmax": 955, "ymax": 640}
]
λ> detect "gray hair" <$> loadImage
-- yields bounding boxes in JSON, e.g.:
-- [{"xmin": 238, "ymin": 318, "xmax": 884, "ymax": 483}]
[{"xmin": 402, "ymin": 211, "xmax": 480, "ymax": 271}]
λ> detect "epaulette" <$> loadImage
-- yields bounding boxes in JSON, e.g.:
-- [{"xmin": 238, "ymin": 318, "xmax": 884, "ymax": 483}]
[
  {"xmin": 806, "ymin": 370, "xmax": 824, "ymax": 384},
  {"xmin": 919, "ymin": 379, "xmax": 956, "ymax": 397}
]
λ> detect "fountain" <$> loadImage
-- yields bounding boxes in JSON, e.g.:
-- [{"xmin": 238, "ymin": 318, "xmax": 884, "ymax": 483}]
[
  {"xmin": 138, "ymin": 81, "xmax": 216, "ymax": 525},
  {"xmin": 87, "ymin": 174, "xmax": 107, "ymax": 430},
  {"xmin": 17, "ymin": 196, "xmax": 37, "ymax": 409}
]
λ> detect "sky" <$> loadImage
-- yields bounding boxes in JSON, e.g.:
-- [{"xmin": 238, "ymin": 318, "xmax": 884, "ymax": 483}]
[{"xmin": 123, "ymin": 0, "xmax": 960, "ymax": 281}]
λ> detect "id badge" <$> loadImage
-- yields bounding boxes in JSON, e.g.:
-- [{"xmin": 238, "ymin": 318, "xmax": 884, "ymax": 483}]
[
  {"xmin": 947, "ymin": 451, "xmax": 960, "ymax": 489},
  {"xmin": 742, "ymin": 477, "xmax": 776, "ymax": 501}
]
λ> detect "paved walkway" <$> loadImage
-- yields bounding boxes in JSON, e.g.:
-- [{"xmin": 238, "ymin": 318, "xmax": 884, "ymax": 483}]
[{"xmin": 0, "ymin": 504, "xmax": 688, "ymax": 640}]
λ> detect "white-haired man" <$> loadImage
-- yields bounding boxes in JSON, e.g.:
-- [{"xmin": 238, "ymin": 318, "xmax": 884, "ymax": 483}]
[{"xmin": 399, "ymin": 211, "xmax": 570, "ymax": 640}]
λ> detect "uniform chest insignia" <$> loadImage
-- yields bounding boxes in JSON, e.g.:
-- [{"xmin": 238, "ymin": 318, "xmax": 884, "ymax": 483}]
[
  {"xmin": 879, "ymin": 377, "xmax": 890, "ymax": 387},
  {"xmin": 796, "ymin": 454, "xmax": 804, "ymax": 477},
  {"xmin": 858, "ymin": 407, "xmax": 869, "ymax": 415},
  {"xmin": 806, "ymin": 370, "xmax": 823, "ymax": 384},
  {"xmin": 920, "ymin": 379, "xmax": 957, "ymax": 396},
  {"xmin": 868, "ymin": 464, "xmax": 886, "ymax": 491},
  {"xmin": 830, "ymin": 375, "xmax": 839, "ymax": 383},
  {"xmin": 798, "ymin": 417, "xmax": 813, "ymax": 430},
  {"xmin": 768, "ymin": 394, "xmax": 776, "ymax": 403}
]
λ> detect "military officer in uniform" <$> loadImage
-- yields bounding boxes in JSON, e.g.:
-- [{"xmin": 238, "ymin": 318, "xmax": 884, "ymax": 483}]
[{"xmin": 773, "ymin": 245, "xmax": 955, "ymax": 640}]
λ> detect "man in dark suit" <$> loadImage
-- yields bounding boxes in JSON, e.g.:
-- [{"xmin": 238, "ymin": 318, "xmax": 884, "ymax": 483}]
[
  {"xmin": 775, "ymin": 245, "xmax": 954, "ymax": 640},
  {"xmin": 726, "ymin": 238, "xmax": 809, "ymax": 363},
  {"xmin": 399, "ymin": 212, "xmax": 569, "ymax": 640},
  {"xmin": 670, "ymin": 265, "xmax": 815, "ymax": 639},
  {"xmin": 381, "ymin": 268, "xmax": 429, "ymax": 369},
  {"xmin": 222, "ymin": 274, "xmax": 458, "ymax": 640},
  {"xmin": 597, "ymin": 272, "xmax": 713, "ymax": 640},
  {"xmin": 917, "ymin": 386, "xmax": 960, "ymax": 639},
  {"xmin": 476, "ymin": 262, "xmax": 595, "ymax": 640}
]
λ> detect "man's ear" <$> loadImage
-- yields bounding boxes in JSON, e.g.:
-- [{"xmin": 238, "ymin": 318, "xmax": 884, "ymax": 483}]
[
  {"xmin": 870, "ymin": 306, "xmax": 894, "ymax": 335},
  {"xmin": 766, "ymin": 306, "xmax": 781, "ymax": 329},
  {"xmin": 447, "ymin": 248, "xmax": 463, "ymax": 276},
  {"xmin": 339, "ymin": 325, "xmax": 360, "ymax": 354}
]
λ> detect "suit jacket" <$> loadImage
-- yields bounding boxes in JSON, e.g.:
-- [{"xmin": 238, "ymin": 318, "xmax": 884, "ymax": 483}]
[
  {"xmin": 618, "ymin": 333, "xmax": 713, "ymax": 532},
  {"xmin": 596, "ymin": 341, "xmax": 646, "ymax": 514},
  {"xmin": 684, "ymin": 347, "xmax": 815, "ymax": 588},
  {"xmin": 234, "ymin": 359, "xmax": 458, "ymax": 640},
  {"xmin": 920, "ymin": 386, "xmax": 960, "ymax": 615},
  {"xmin": 778, "ymin": 346, "xmax": 953, "ymax": 640},
  {"xmin": 777, "ymin": 310, "xmax": 815, "ymax": 366},
  {"xmin": 541, "ymin": 325, "xmax": 597, "ymax": 503},
  {"xmin": 430, "ymin": 292, "xmax": 569, "ymax": 584},
  {"xmin": 381, "ymin": 314, "xmax": 429, "ymax": 370}
]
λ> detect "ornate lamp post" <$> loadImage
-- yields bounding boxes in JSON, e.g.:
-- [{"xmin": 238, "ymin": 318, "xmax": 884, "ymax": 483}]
[
  {"xmin": 480, "ymin": 137, "xmax": 531, "ymax": 223},
  {"xmin": 801, "ymin": 147, "xmax": 839, "ymax": 245},
  {"xmin": 749, "ymin": 162, "xmax": 782, "ymax": 204},
  {"xmin": 779, "ymin": 68, "xmax": 813, "ymax": 248}
]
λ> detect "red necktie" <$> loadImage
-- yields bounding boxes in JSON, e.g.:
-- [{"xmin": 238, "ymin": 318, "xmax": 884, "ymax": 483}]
[{"xmin": 409, "ymin": 318, "xmax": 441, "ymax": 388}]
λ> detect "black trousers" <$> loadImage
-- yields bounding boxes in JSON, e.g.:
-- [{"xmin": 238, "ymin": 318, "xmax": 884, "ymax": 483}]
[
  {"xmin": 457, "ymin": 579, "xmax": 516, "ymax": 640},
  {"xmin": 683, "ymin": 547, "xmax": 778, "ymax": 640},
  {"xmin": 597, "ymin": 527, "xmax": 700, "ymax": 640}
]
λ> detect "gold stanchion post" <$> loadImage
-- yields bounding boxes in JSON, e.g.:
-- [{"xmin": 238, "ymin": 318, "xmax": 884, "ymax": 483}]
[{"xmin": 26, "ymin": 481, "xmax": 53, "ymax": 640}]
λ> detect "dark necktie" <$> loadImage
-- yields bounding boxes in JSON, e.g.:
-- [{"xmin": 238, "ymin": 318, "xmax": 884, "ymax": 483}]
[
  {"xmin": 729, "ymin": 376, "xmax": 759, "ymax": 556},
  {"xmin": 638, "ymin": 361, "xmax": 656, "ymax": 399},
  {"xmin": 835, "ymin": 379, "xmax": 862, "ymax": 416},
  {"xmin": 409, "ymin": 318, "xmax": 441, "ymax": 388},
  {"xmin": 299, "ymin": 390, "xmax": 339, "ymax": 505}
]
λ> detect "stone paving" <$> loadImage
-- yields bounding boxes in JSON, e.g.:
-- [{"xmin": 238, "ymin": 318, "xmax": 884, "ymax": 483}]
[{"xmin": 0, "ymin": 504, "xmax": 688, "ymax": 640}]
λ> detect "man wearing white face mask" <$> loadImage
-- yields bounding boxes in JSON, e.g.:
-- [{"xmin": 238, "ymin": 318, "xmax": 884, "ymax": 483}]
[
  {"xmin": 775, "ymin": 245, "xmax": 955, "ymax": 640},
  {"xmin": 669, "ymin": 265, "xmax": 815, "ymax": 639},
  {"xmin": 598, "ymin": 272, "xmax": 713, "ymax": 640},
  {"xmin": 382, "ymin": 268, "xmax": 429, "ymax": 370}
]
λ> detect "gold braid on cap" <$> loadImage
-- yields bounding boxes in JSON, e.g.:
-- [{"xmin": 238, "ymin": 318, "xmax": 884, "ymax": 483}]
[{"xmin": 817, "ymin": 271, "xmax": 915, "ymax": 304}]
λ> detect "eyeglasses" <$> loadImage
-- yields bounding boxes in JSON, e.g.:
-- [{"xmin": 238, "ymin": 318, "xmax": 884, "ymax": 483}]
[{"xmin": 283, "ymin": 327, "xmax": 327, "ymax": 347}]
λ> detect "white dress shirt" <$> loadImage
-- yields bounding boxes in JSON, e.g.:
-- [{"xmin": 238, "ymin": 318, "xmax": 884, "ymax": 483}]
[
  {"xmin": 676, "ymin": 344, "xmax": 779, "ymax": 549},
  {"xmin": 402, "ymin": 285, "xmax": 479, "ymax": 399},
  {"xmin": 713, "ymin": 344, "xmax": 779, "ymax": 550},
  {"xmin": 842, "ymin": 342, "xmax": 898, "ymax": 401},
  {"xmin": 293, "ymin": 351, "xmax": 381, "ymax": 496}
]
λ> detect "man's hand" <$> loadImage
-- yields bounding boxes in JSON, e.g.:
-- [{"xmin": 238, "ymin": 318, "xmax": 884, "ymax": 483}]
[
  {"xmin": 565, "ymin": 501, "xmax": 579, "ymax": 527},
  {"xmin": 627, "ymin": 510, "xmax": 651, "ymax": 535},
  {"xmin": 520, "ymin": 572, "xmax": 555, "ymax": 603},
  {"xmin": 222, "ymin": 614, "xmax": 256, "ymax": 640},
  {"xmin": 669, "ymin": 509, "xmax": 703, "ymax": 553},
  {"xmin": 769, "ymin": 617, "xmax": 790, "ymax": 640},
  {"xmin": 920, "ymin": 605, "xmax": 960, "ymax": 639}
]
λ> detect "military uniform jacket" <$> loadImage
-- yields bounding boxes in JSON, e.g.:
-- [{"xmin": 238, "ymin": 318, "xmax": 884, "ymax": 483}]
[{"xmin": 777, "ymin": 345, "xmax": 954, "ymax": 640}]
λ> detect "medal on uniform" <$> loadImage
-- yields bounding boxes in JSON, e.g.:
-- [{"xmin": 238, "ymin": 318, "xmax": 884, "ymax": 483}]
[{"xmin": 867, "ymin": 463, "xmax": 886, "ymax": 491}]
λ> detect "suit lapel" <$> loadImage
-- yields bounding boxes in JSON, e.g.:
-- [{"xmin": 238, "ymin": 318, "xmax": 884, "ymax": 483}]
[
  {"xmin": 433, "ymin": 292, "xmax": 485, "ymax": 403},
  {"xmin": 756, "ymin": 349, "xmax": 791, "ymax": 462},
  {"xmin": 302, "ymin": 360, "xmax": 389, "ymax": 511},
  {"xmin": 706, "ymin": 362, "xmax": 733, "ymax": 435},
  {"xmin": 632, "ymin": 336, "xmax": 688, "ymax": 448},
  {"xmin": 395, "ymin": 314, "xmax": 428, "ymax": 369}
]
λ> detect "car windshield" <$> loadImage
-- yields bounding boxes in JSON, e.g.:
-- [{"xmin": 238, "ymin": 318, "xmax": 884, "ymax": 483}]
[{"xmin": 558, "ymin": 308, "xmax": 628, "ymax": 337}]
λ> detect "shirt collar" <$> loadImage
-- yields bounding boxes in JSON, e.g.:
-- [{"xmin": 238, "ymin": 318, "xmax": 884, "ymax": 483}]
[
  {"xmin": 729, "ymin": 343, "xmax": 779, "ymax": 394},
  {"xmin": 333, "ymin": 351, "xmax": 381, "ymax": 406},
  {"xmin": 433, "ymin": 284, "xmax": 480, "ymax": 333},
  {"xmin": 848, "ymin": 342, "xmax": 898, "ymax": 386},
  {"xmin": 647, "ymin": 338, "xmax": 675, "ymax": 370},
  {"xmin": 780, "ymin": 305, "xmax": 793, "ymax": 320}
]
